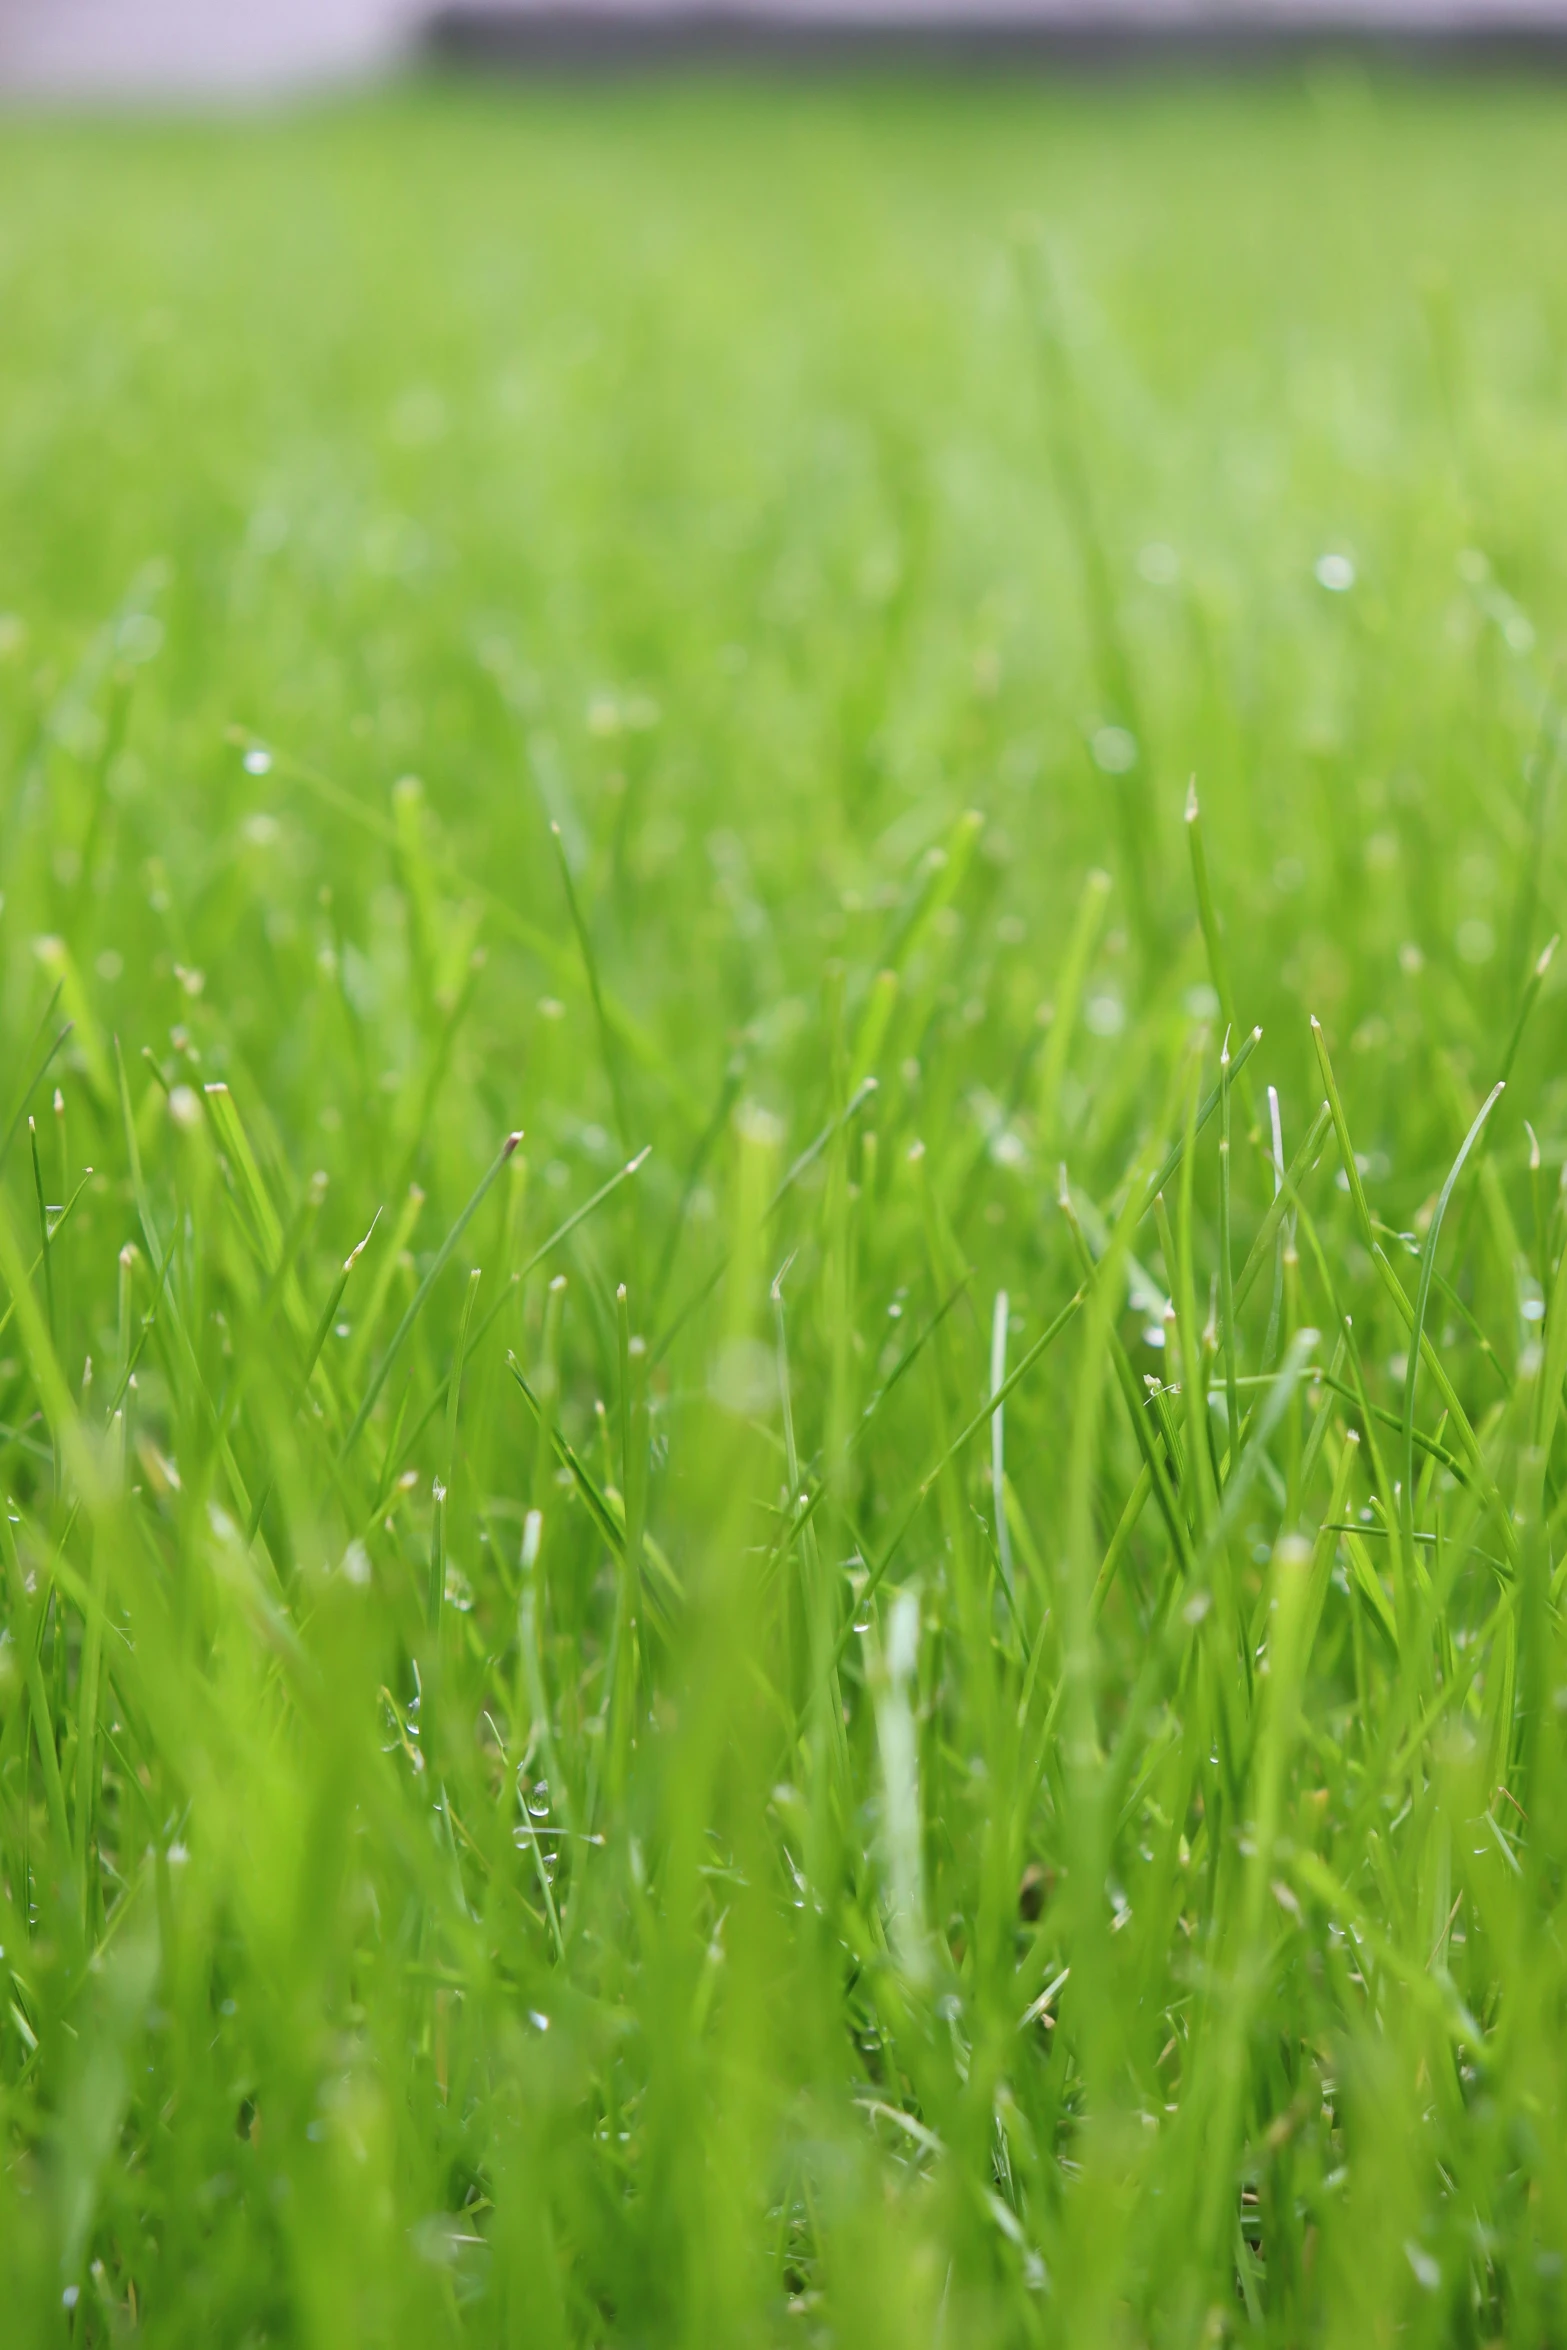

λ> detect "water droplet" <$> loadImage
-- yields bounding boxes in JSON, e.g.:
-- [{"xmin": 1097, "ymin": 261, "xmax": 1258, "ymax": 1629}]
[{"xmin": 1090, "ymin": 724, "xmax": 1138, "ymax": 775}]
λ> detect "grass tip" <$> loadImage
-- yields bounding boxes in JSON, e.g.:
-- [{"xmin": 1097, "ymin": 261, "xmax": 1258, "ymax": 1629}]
[
  {"xmin": 503, "ymin": 1130, "xmax": 523, "ymax": 1157},
  {"xmin": 1184, "ymin": 775, "xmax": 1200, "ymax": 822},
  {"xmin": 345, "ymin": 1206, "xmax": 382, "ymax": 1271}
]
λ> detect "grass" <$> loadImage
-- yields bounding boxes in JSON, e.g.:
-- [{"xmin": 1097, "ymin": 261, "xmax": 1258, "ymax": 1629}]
[{"xmin": 0, "ymin": 61, "xmax": 1566, "ymax": 2344}]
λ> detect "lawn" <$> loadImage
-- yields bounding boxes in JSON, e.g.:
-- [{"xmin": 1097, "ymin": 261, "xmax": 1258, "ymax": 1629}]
[{"xmin": 1, "ymin": 62, "xmax": 1566, "ymax": 2344}]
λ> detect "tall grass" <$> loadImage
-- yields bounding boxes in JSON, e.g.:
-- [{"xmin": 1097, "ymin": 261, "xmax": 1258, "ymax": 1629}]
[{"xmin": 1, "ymin": 69, "xmax": 1566, "ymax": 2345}]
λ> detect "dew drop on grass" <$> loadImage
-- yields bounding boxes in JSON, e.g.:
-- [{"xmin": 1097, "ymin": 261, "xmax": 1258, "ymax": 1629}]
[
  {"xmin": 118, "ymin": 611, "xmax": 164, "ymax": 664},
  {"xmin": 1091, "ymin": 725, "xmax": 1138, "ymax": 775},
  {"xmin": 242, "ymin": 747, "xmax": 273, "ymax": 775},
  {"xmin": 1404, "ymin": 2242, "xmax": 1440, "ymax": 2292},
  {"xmin": 1315, "ymin": 552, "xmax": 1356, "ymax": 592}
]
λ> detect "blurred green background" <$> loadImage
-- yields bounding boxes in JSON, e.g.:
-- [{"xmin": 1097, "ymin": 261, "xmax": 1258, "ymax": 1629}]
[{"xmin": 4, "ymin": 73, "xmax": 1563, "ymax": 1175}]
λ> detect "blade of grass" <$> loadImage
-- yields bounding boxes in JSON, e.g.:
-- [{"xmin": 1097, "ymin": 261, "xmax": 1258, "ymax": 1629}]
[
  {"xmin": 342, "ymin": 1130, "xmax": 521, "ymax": 1458},
  {"xmin": 0, "ymin": 991, "xmax": 69, "ymax": 1177},
  {"xmin": 550, "ymin": 820, "xmax": 631, "ymax": 1155},
  {"xmin": 1401, "ymin": 1084, "xmax": 1504, "ymax": 1564}
]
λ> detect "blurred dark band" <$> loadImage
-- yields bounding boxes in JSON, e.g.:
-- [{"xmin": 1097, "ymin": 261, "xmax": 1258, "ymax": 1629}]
[{"xmin": 423, "ymin": 4, "xmax": 1567, "ymax": 71}]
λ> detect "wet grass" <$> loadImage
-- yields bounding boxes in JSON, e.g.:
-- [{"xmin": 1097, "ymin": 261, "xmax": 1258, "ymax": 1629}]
[{"xmin": 1, "ymin": 64, "xmax": 1567, "ymax": 2345}]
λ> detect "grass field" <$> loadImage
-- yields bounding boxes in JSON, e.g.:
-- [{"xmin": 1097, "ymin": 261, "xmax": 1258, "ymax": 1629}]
[{"xmin": 2, "ymin": 64, "xmax": 1567, "ymax": 2344}]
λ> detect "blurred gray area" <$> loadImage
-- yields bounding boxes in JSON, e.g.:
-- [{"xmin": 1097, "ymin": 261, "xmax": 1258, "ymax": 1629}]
[
  {"xmin": 0, "ymin": 0, "xmax": 419, "ymax": 92},
  {"xmin": 1, "ymin": 0, "xmax": 1565, "ymax": 94}
]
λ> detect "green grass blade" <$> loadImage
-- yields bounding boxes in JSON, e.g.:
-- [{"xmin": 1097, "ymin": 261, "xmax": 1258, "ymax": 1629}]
[{"xmin": 342, "ymin": 1129, "xmax": 520, "ymax": 1457}]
